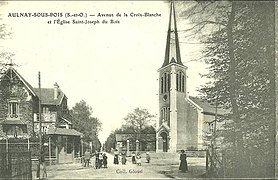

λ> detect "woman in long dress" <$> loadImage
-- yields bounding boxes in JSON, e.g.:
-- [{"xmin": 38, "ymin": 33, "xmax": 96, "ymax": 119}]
[
  {"xmin": 132, "ymin": 152, "xmax": 136, "ymax": 164},
  {"xmin": 179, "ymin": 150, "xmax": 188, "ymax": 172},
  {"xmin": 121, "ymin": 152, "xmax": 127, "ymax": 165},
  {"xmin": 114, "ymin": 149, "xmax": 119, "ymax": 164}
]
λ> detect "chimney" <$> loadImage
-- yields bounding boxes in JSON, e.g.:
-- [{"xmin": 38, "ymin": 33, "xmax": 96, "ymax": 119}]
[{"xmin": 54, "ymin": 82, "xmax": 59, "ymax": 100}]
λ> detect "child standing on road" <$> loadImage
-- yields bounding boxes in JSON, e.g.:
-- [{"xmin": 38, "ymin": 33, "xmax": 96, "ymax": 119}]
[
  {"xmin": 136, "ymin": 152, "xmax": 141, "ymax": 166},
  {"xmin": 146, "ymin": 151, "xmax": 151, "ymax": 163}
]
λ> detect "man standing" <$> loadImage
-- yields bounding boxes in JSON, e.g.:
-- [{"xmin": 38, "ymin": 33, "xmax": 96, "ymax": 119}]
[{"xmin": 84, "ymin": 149, "xmax": 91, "ymax": 167}]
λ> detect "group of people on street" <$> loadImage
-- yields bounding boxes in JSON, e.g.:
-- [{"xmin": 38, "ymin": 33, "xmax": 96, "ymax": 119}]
[
  {"xmin": 83, "ymin": 149, "xmax": 108, "ymax": 169},
  {"xmin": 131, "ymin": 151, "xmax": 142, "ymax": 165},
  {"xmin": 113, "ymin": 150, "xmax": 151, "ymax": 166},
  {"xmin": 113, "ymin": 149, "xmax": 127, "ymax": 165}
]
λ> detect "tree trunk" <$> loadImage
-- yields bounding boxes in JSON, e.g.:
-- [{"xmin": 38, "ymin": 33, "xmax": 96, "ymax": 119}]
[{"xmin": 226, "ymin": 1, "xmax": 245, "ymax": 177}]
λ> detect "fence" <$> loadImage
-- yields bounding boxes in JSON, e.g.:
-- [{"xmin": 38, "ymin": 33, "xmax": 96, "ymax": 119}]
[{"xmin": 0, "ymin": 151, "xmax": 32, "ymax": 179}]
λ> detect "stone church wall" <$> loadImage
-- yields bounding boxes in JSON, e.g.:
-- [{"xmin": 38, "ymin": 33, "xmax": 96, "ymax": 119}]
[{"xmin": 177, "ymin": 98, "xmax": 198, "ymax": 150}]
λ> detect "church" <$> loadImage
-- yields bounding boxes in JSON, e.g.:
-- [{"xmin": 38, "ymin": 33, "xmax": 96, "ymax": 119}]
[{"xmin": 156, "ymin": 2, "xmax": 225, "ymax": 153}]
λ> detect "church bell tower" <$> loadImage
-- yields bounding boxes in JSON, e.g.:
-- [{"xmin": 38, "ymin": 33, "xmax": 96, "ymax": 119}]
[{"xmin": 156, "ymin": 1, "xmax": 188, "ymax": 153}]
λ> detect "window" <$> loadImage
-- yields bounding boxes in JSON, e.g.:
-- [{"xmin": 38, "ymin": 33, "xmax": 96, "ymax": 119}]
[
  {"xmin": 164, "ymin": 73, "xmax": 167, "ymax": 93},
  {"xmin": 182, "ymin": 75, "xmax": 185, "ymax": 92},
  {"xmin": 176, "ymin": 74, "xmax": 179, "ymax": 90},
  {"xmin": 6, "ymin": 125, "xmax": 24, "ymax": 138},
  {"xmin": 176, "ymin": 71, "xmax": 185, "ymax": 92},
  {"xmin": 168, "ymin": 74, "xmax": 171, "ymax": 91},
  {"xmin": 8, "ymin": 101, "xmax": 19, "ymax": 118},
  {"xmin": 161, "ymin": 107, "xmax": 170, "ymax": 126},
  {"xmin": 161, "ymin": 77, "xmax": 164, "ymax": 93},
  {"xmin": 179, "ymin": 72, "xmax": 182, "ymax": 91}
]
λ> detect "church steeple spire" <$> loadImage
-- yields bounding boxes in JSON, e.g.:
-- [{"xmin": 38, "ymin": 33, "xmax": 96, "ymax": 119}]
[{"xmin": 162, "ymin": 1, "xmax": 183, "ymax": 68}]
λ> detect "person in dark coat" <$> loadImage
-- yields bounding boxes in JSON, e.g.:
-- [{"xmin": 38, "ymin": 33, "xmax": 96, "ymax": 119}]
[
  {"xmin": 121, "ymin": 152, "xmax": 127, "ymax": 165},
  {"xmin": 114, "ymin": 149, "xmax": 119, "ymax": 164},
  {"xmin": 131, "ymin": 152, "xmax": 136, "ymax": 164},
  {"xmin": 95, "ymin": 151, "xmax": 100, "ymax": 169},
  {"xmin": 103, "ymin": 153, "xmax": 108, "ymax": 168},
  {"xmin": 179, "ymin": 150, "xmax": 188, "ymax": 172}
]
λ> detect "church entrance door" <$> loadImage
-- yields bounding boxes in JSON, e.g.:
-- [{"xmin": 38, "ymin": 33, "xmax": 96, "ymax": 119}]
[{"xmin": 161, "ymin": 132, "xmax": 168, "ymax": 152}]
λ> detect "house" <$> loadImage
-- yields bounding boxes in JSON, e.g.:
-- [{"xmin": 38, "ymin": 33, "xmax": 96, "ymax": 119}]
[
  {"xmin": 156, "ymin": 2, "xmax": 227, "ymax": 153},
  {"xmin": 0, "ymin": 67, "xmax": 82, "ymax": 163}
]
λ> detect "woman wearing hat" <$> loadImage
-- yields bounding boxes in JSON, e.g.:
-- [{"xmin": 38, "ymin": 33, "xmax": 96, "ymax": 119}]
[{"xmin": 179, "ymin": 150, "xmax": 188, "ymax": 172}]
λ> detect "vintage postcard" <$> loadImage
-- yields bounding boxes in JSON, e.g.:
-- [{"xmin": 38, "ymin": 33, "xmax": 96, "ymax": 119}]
[{"xmin": 0, "ymin": 1, "xmax": 276, "ymax": 179}]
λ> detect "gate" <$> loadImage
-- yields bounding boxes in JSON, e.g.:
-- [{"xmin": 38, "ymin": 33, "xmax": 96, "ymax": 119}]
[{"xmin": 0, "ymin": 151, "xmax": 32, "ymax": 179}]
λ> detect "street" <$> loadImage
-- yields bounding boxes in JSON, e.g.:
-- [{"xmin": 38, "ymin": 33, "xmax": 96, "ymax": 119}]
[{"xmin": 42, "ymin": 153, "xmax": 170, "ymax": 179}]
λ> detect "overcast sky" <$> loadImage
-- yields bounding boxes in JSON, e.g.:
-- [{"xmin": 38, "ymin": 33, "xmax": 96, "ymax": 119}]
[{"xmin": 0, "ymin": 1, "xmax": 208, "ymax": 143}]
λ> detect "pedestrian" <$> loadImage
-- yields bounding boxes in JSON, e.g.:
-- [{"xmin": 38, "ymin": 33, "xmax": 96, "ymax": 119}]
[
  {"xmin": 146, "ymin": 151, "xmax": 151, "ymax": 163},
  {"xmin": 40, "ymin": 150, "xmax": 47, "ymax": 178},
  {"xmin": 132, "ymin": 152, "xmax": 136, "ymax": 164},
  {"xmin": 99, "ymin": 152, "xmax": 103, "ymax": 168},
  {"xmin": 136, "ymin": 152, "xmax": 141, "ymax": 166},
  {"xmin": 114, "ymin": 149, "xmax": 119, "ymax": 164},
  {"xmin": 121, "ymin": 152, "xmax": 127, "ymax": 165},
  {"xmin": 84, "ymin": 149, "xmax": 91, "ymax": 167},
  {"xmin": 179, "ymin": 150, "xmax": 188, "ymax": 172},
  {"xmin": 103, "ymin": 153, "xmax": 108, "ymax": 168},
  {"xmin": 95, "ymin": 151, "xmax": 99, "ymax": 169}
]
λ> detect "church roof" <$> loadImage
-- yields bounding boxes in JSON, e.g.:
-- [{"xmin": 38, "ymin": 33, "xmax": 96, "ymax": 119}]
[
  {"xmin": 189, "ymin": 96, "xmax": 228, "ymax": 115},
  {"xmin": 34, "ymin": 88, "xmax": 65, "ymax": 105},
  {"xmin": 162, "ymin": 2, "xmax": 184, "ymax": 68}
]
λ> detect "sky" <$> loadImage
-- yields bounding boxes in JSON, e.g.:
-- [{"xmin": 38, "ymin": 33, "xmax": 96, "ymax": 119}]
[{"xmin": 0, "ymin": 1, "xmax": 209, "ymax": 143}]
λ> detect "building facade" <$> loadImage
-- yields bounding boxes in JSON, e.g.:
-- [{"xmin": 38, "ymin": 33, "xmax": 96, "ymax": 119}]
[
  {"xmin": 156, "ymin": 2, "xmax": 225, "ymax": 153},
  {"xmin": 0, "ymin": 67, "xmax": 82, "ymax": 163}
]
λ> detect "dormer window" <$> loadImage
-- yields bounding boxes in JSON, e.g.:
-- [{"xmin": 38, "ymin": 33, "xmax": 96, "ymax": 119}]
[{"xmin": 8, "ymin": 100, "xmax": 19, "ymax": 118}]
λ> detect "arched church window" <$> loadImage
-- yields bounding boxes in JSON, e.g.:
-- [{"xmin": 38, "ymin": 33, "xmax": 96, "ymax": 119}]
[
  {"xmin": 182, "ymin": 75, "xmax": 185, "ymax": 92},
  {"xmin": 164, "ymin": 73, "xmax": 167, "ymax": 93},
  {"xmin": 167, "ymin": 107, "xmax": 170, "ymax": 127},
  {"xmin": 176, "ymin": 74, "xmax": 179, "ymax": 91},
  {"xmin": 164, "ymin": 107, "xmax": 167, "ymax": 122},
  {"xmin": 161, "ymin": 77, "xmax": 164, "ymax": 94},
  {"xmin": 179, "ymin": 72, "xmax": 182, "ymax": 92},
  {"xmin": 160, "ymin": 109, "xmax": 163, "ymax": 124},
  {"xmin": 168, "ymin": 74, "xmax": 171, "ymax": 91}
]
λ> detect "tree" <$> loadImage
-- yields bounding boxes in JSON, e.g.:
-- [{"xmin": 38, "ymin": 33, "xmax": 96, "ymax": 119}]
[
  {"xmin": 0, "ymin": 1, "xmax": 13, "ymax": 73},
  {"xmin": 179, "ymin": 1, "xmax": 275, "ymax": 178},
  {"xmin": 70, "ymin": 100, "xmax": 102, "ymax": 149},
  {"xmin": 123, "ymin": 107, "xmax": 155, "ymax": 133},
  {"xmin": 104, "ymin": 108, "xmax": 156, "ymax": 152}
]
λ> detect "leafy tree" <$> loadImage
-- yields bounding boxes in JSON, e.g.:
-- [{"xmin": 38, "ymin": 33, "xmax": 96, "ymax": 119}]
[
  {"xmin": 0, "ymin": 1, "xmax": 13, "ymax": 73},
  {"xmin": 123, "ymin": 107, "xmax": 155, "ymax": 133},
  {"xmin": 104, "ymin": 108, "xmax": 156, "ymax": 152},
  {"xmin": 70, "ymin": 100, "xmax": 102, "ymax": 149},
  {"xmin": 104, "ymin": 131, "xmax": 116, "ymax": 153}
]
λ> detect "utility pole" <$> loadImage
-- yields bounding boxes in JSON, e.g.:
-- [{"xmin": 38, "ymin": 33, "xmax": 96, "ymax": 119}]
[{"xmin": 38, "ymin": 71, "xmax": 42, "ymax": 179}]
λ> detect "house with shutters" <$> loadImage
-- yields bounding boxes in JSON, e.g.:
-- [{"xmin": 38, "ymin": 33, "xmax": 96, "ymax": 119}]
[{"xmin": 0, "ymin": 66, "xmax": 82, "ymax": 163}]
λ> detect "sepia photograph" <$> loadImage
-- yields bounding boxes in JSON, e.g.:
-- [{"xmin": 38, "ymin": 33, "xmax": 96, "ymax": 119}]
[{"xmin": 0, "ymin": 1, "xmax": 276, "ymax": 179}]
